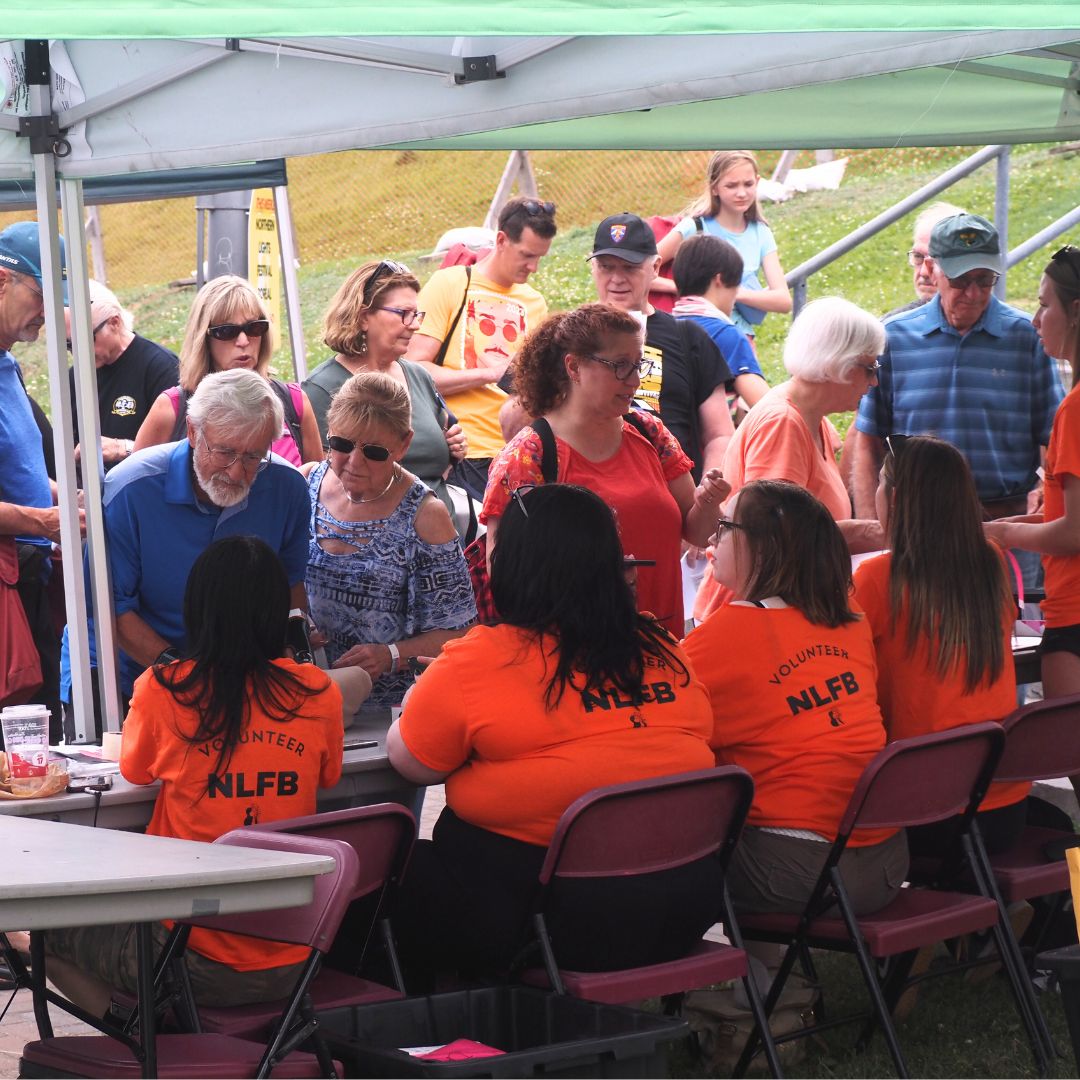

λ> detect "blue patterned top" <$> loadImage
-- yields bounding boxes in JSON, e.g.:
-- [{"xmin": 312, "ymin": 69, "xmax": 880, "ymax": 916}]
[{"xmin": 305, "ymin": 461, "xmax": 477, "ymax": 705}]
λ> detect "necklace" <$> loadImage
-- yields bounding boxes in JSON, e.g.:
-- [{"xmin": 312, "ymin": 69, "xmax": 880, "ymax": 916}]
[{"xmin": 337, "ymin": 463, "xmax": 400, "ymax": 505}]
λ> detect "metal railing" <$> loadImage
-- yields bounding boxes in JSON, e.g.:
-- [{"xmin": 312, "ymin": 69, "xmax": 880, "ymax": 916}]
[{"xmin": 786, "ymin": 144, "xmax": 1080, "ymax": 316}]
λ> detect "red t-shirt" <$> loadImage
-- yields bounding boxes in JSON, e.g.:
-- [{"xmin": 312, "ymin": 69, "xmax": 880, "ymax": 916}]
[
  {"xmin": 684, "ymin": 602, "xmax": 895, "ymax": 846},
  {"xmin": 1042, "ymin": 383, "xmax": 1080, "ymax": 626},
  {"xmin": 482, "ymin": 414, "xmax": 692, "ymax": 637},
  {"xmin": 121, "ymin": 658, "xmax": 344, "ymax": 970},
  {"xmin": 852, "ymin": 551, "xmax": 1028, "ymax": 812}
]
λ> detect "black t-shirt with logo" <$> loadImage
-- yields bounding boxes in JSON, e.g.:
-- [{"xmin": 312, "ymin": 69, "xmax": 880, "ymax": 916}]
[
  {"xmin": 639, "ymin": 309, "xmax": 732, "ymax": 481},
  {"xmin": 69, "ymin": 334, "xmax": 179, "ymax": 454}
]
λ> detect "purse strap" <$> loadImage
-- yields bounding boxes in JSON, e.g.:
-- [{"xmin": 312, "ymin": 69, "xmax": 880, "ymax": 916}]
[{"xmin": 432, "ymin": 265, "xmax": 472, "ymax": 367}]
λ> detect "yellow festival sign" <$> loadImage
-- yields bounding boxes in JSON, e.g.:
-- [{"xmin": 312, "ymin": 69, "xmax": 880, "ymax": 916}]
[{"xmin": 248, "ymin": 188, "xmax": 281, "ymax": 332}]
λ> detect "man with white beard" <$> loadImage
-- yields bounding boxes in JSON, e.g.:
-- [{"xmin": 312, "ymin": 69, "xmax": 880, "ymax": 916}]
[{"xmin": 103, "ymin": 368, "xmax": 311, "ymax": 697}]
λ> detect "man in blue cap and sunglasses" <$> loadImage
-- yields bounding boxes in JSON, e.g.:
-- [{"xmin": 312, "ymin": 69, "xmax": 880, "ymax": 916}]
[{"xmin": 0, "ymin": 220, "xmax": 75, "ymax": 741}]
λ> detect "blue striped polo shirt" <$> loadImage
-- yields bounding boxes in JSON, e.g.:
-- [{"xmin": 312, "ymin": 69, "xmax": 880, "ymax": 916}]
[{"xmin": 855, "ymin": 295, "xmax": 1063, "ymax": 500}]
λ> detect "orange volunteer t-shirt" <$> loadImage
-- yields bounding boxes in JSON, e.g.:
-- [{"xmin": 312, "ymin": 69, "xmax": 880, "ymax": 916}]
[
  {"xmin": 694, "ymin": 383, "xmax": 849, "ymax": 621},
  {"xmin": 1042, "ymin": 383, "xmax": 1080, "ymax": 627},
  {"xmin": 483, "ymin": 413, "xmax": 692, "ymax": 638},
  {"xmin": 683, "ymin": 602, "xmax": 894, "ymax": 846},
  {"xmin": 121, "ymin": 658, "xmax": 344, "ymax": 971},
  {"xmin": 852, "ymin": 551, "xmax": 1028, "ymax": 812},
  {"xmin": 397, "ymin": 623, "xmax": 714, "ymax": 846}
]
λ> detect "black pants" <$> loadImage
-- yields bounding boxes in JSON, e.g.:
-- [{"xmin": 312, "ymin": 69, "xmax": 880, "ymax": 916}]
[
  {"xmin": 390, "ymin": 808, "xmax": 725, "ymax": 989},
  {"xmin": 15, "ymin": 544, "xmax": 62, "ymax": 743},
  {"xmin": 907, "ymin": 796, "xmax": 1028, "ymax": 860}
]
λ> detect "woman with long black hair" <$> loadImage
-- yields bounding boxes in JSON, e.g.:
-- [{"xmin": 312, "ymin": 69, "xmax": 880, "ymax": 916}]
[
  {"xmin": 386, "ymin": 483, "xmax": 718, "ymax": 982},
  {"xmin": 854, "ymin": 435, "xmax": 1027, "ymax": 855},
  {"xmin": 41, "ymin": 536, "xmax": 369, "ymax": 1015}
]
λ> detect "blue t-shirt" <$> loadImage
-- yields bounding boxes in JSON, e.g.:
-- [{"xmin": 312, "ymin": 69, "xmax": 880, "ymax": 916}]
[
  {"xmin": 101, "ymin": 440, "xmax": 311, "ymax": 692},
  {"xmin": 855, "ymin": 294, "xmax": 1064, "ymax": 500},
  {"xmin": 674, "ymin": 217, "xmax": 777, "ymax": 336},
  {"xmin": 679, "ymin": 313, "xmax": 763, "ymax": 379},
  {"xmin": 0, "ymin": 350, "xmax": 52, "ymax": 546}
]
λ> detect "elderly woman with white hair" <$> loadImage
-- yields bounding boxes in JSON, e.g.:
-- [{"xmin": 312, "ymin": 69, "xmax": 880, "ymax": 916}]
[
  {"xmin": 66, "ymin": 279, "xmax": 179, "ymax": 470},
  {"xmin": 695, "ymin": 296, "xmax": 886, "ymax": 619}
]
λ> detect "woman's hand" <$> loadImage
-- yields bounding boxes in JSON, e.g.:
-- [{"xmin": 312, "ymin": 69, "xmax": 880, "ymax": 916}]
[
  {"xmin": 444, "ymin": 422, "xmax": 468, "ymax": 463},
  {"xmin": 332, "ymin": 642, "xmax": 395, "ymax": 679},
  {"xmin": 694, "ymin": 468, "xmax": 731, "ymax": 510},
  {"xmin": 983, "ymin": 519, "xmax": 1012, "ymax": 547}
]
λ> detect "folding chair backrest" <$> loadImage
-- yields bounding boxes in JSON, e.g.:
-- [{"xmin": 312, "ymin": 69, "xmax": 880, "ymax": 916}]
[
  {"xmin": 840, "ymin": 723, "xmax": 1005, "ymax": 836},
  {"xmin": 252, "ymin": 803, "xmax": 417, "ymax": 903},
  {"xmin": 182, "ymin": 830, "xmax": 360, "ymax": 954},
  {"xmin": 539, "ymin": 766, "xmax": 753, "ymax": 884},
  {"xmin": 997, "ymin": 694, "xmax": 1080, "ymax": 783}
]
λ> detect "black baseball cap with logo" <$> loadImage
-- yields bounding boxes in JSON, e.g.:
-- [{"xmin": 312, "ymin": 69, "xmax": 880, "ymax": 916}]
[{"xmin": 588, "ymin": 213, "xmax": 658, "ymax": 264}]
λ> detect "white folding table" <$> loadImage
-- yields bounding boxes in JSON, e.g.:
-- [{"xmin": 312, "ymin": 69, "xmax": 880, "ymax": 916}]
[{"xmin": 1, "ymin": 816, "xmax": 334, "ymax": 1077}]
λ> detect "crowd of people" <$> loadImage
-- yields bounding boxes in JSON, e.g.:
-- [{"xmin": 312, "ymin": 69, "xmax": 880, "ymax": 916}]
[{"xmin": 1, "ymin": 151, "xmax": 1078, "ymax": 1016}]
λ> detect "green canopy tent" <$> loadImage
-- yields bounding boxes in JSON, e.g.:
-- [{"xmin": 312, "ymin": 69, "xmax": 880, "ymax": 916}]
[{"xmin": 0, "ymin": 3, "xmax": 1077, "ymax": 733}]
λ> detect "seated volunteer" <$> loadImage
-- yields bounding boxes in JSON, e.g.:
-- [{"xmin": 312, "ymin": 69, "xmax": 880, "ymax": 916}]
[
  {"xmin": 386, "ymin": 484, "xmax": 719, "ymax": 984},
  {"xmin": 684, "ymin": 480, "xmax": 908, "ymax": 917},
  {"xmin": 42, "ymin": 537, "xmax": 370, "ymax": 1015},
  {"xmin": 854, "ymin": 435, "xmax": 1027, "ymax": 855},
  {"xmin": 483, "ymin": 303, "xmax": 728, "ymax": 638}
]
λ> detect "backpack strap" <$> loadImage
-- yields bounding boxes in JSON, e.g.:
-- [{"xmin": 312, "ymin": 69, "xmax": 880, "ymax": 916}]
[
  {"xmin": 270, "ymin": 379, "xmax": 304, "ymax": 454},
  {"xmin": 433, "ymin": 265, "xmax": 472, "ymax": 367},
  {"xmin": 529, "ymin": 416, "xmax": 559, "ymax": 484},
  {"xmin": 169, "ymin": 387, "xmax": 190, "ymax": 442},
  {"xmin": 693, "ymin": 216, "xmax": 705, "ymax": 234}
]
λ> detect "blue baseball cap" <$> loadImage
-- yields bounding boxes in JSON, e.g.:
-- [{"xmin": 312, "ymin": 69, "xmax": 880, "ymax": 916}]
[{"xmin": 0, "ymin": 221, "xmax": 68, "ymax": 303}]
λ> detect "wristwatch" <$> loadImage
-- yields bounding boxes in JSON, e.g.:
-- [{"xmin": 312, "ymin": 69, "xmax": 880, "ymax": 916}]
[
  {"xmin": 387, "ymin": 642, "xmax": 400, "ymax": 675},
  {"xmin": 155, "ymin": 647, "xmax": 180, "ymax": 667}
]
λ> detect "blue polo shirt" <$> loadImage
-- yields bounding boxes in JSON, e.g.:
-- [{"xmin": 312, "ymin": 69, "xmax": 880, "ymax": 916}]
[
  {"xmin": 855, "ymin": 295, "xmax": 1063, "ymax": 500},
  {"xmin": 102, "ymin": 439, "xmax": 310, "ymax": 691},
  {"xmin": 0, "ymin": 350, "xmax": 52, "ymax": 546}
]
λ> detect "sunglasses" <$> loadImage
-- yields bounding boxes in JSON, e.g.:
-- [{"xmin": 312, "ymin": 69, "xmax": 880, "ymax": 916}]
[
  {"xmin": 510, "ymin": 483, "xmax": 537, "ymax": 517},
  {"xmin": 363, "ymin": 260, "xmax": 411, "ymax": 303},
  {"xmin": 522, "ymin": 199, "xmax": 556, "ymax": 217},
  {"xmin": 66, "ymin": 317, "xmax": 111, "ymax": 352},
  {"xmin": 326, "ymin": 435, "xmax": 392, "ymax": 461},
  {"xmin": 944, "ymin": 272, "xmax": 999, "ymax": 292},
  {"xmin": 884, "ymin": 433, "xmax": 910, "ymax": 458},
  {"xmin": 1051, "ymin": 246, "xmax": 1080, "ymax": 282},
  {"xmin": 206, "ymin": 318, "xmax": 270, "ymax": 341}
]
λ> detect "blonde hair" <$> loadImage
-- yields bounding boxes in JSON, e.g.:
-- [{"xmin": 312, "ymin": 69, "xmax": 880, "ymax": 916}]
[
  {"xmin": 686, "ymin": 150, "xmax": 766, "ymax": 224},
  {"xmin": 87, "ymin": 279, "xmax": 133, "ymax": 332},
  {"xmin": 178, "ymin": 276, "xmax": 274, "ymax": 393},
  {"xmin": 322, "ymin": 261, "xmax": 419, "ymax": 358},
  {"xmin": 327, "ymin": 370, "xmax": 412, "ymax": 441}
]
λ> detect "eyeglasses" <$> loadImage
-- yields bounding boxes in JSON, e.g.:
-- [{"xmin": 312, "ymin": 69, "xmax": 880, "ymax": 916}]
[
  {"xmin": 859, "ymin": 360, "xmax": 882, "ymax": 377},
  {"xmin": 944, "ymin": 272, "xmax": 1000, "ymax": 291},
  {"xmin": 714, "ymin": 517, "xmax": 745, "ymax": 539},
  {"xmin": 198, "ymin": 435, "xmax": 270, "ymax": 472},
  {"xmin": 510, "ymin": 483, "xmax": 537, "ymax": 518},
  {"xmin": 1051, "ymin": 246, "xmax": 1080, "ymax": 282},
  {"xmin": 326, "ymin": 435, "xmax": 392, "ymax": 461},
  {"xmin": 206, "ymin": 318, "xmax": 270, "ymax": 341},
  {"xmin": 586, "ymin": 354, "xmax": 654, "ymax": 382},
  {"xmin": 884, "ymin": 433, "xmax": 910, "ymax": 458},
  {"xmin": 907, "ymin": 250, "xmax": 930, "ymax": 268},
  {"xmin": 374, "ymin": 306, "xmax": 426, "ymax": 327},
  {"xmin": 11, "ymin": 275, "xmax": 43, "ymax": 300},
  {"xmin": 65, "ymin": 317, "xmax": 111, "ymax": 352},
  {"xmin": 363, "ymin": 260, "xmax": 411, "ymax": 303}
]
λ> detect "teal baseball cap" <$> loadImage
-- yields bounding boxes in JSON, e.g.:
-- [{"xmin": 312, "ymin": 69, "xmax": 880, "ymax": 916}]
[
  {"xmin": 0, "ymin": 221, "xmax": 68, "ymax": 302},
  {"xmin": 928, "ymin": 213, "xmax": 1003, "ymax": 279}
]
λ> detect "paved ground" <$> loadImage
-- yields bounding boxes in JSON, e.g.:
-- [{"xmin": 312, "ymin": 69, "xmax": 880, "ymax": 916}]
[{"xmin": 0, "ymin": 786, "xmax": 445, "ymax": 1078}]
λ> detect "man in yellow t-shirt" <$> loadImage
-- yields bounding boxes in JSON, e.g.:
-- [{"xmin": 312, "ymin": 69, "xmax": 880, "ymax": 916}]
[{"xmin": 406, "ymin": 196, "xmax": 555, "ymax": 500}]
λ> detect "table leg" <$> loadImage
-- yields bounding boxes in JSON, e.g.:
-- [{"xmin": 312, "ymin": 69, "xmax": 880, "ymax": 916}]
[
  {"xmin": 28, "ymin": 931, "xmax": 53, "ymax": 1039},
  {"xmin": 135, "ymin": 922, "xmax": 156, "ymax": 1079}
]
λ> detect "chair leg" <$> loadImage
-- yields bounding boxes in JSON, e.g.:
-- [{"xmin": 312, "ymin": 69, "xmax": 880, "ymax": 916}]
[
  {"xmin": 855, "ymin": 949, "xmax": 916, "ymax": 1053},
  {"xmin": 732, "ymin": 939, "xmax": 800, "ymax": 1078},
  {"xmin": 828, "ymin": 870, "xmax": 909, "ymax": 1079}
]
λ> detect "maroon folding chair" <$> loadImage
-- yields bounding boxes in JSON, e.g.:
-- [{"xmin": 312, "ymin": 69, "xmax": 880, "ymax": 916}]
[
  {"xmin": 519, "ymin": 766, "xmax": 782, "ymax": 1078},
  {"xmin": 19, "ymin": 831, "xmax": 359, "ymax": 1079},
  {"xmin": 987, "ymin": 694, "xmax": 1080, "ymax": 935},
  {"xmin": 734, "ymin": 722, "xmax": 1052, "ymax": 1079}
]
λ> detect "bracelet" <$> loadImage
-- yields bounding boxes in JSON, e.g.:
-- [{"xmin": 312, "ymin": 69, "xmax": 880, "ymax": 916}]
[
  {"xmin": 387, "ymin": 642, "xmax": 400, "ymax": 675},
  {"xmin": 123, "ymin": 439, "xmax": 134, "ymax": 457},
  {"xmin": 155, "ymin": 647, "xmax": 180, "ymax": 667}
]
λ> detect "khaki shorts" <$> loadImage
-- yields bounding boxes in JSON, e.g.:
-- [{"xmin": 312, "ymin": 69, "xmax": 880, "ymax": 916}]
[{"xmin": 45, "ymin": 922, "xmax": 305, "ymax": 1008}]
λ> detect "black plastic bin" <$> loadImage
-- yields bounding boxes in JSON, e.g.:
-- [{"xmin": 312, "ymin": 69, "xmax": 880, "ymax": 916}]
[{"xmin": 317, "ymin": 985, "xmax": 688, "ymax": 1078}]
